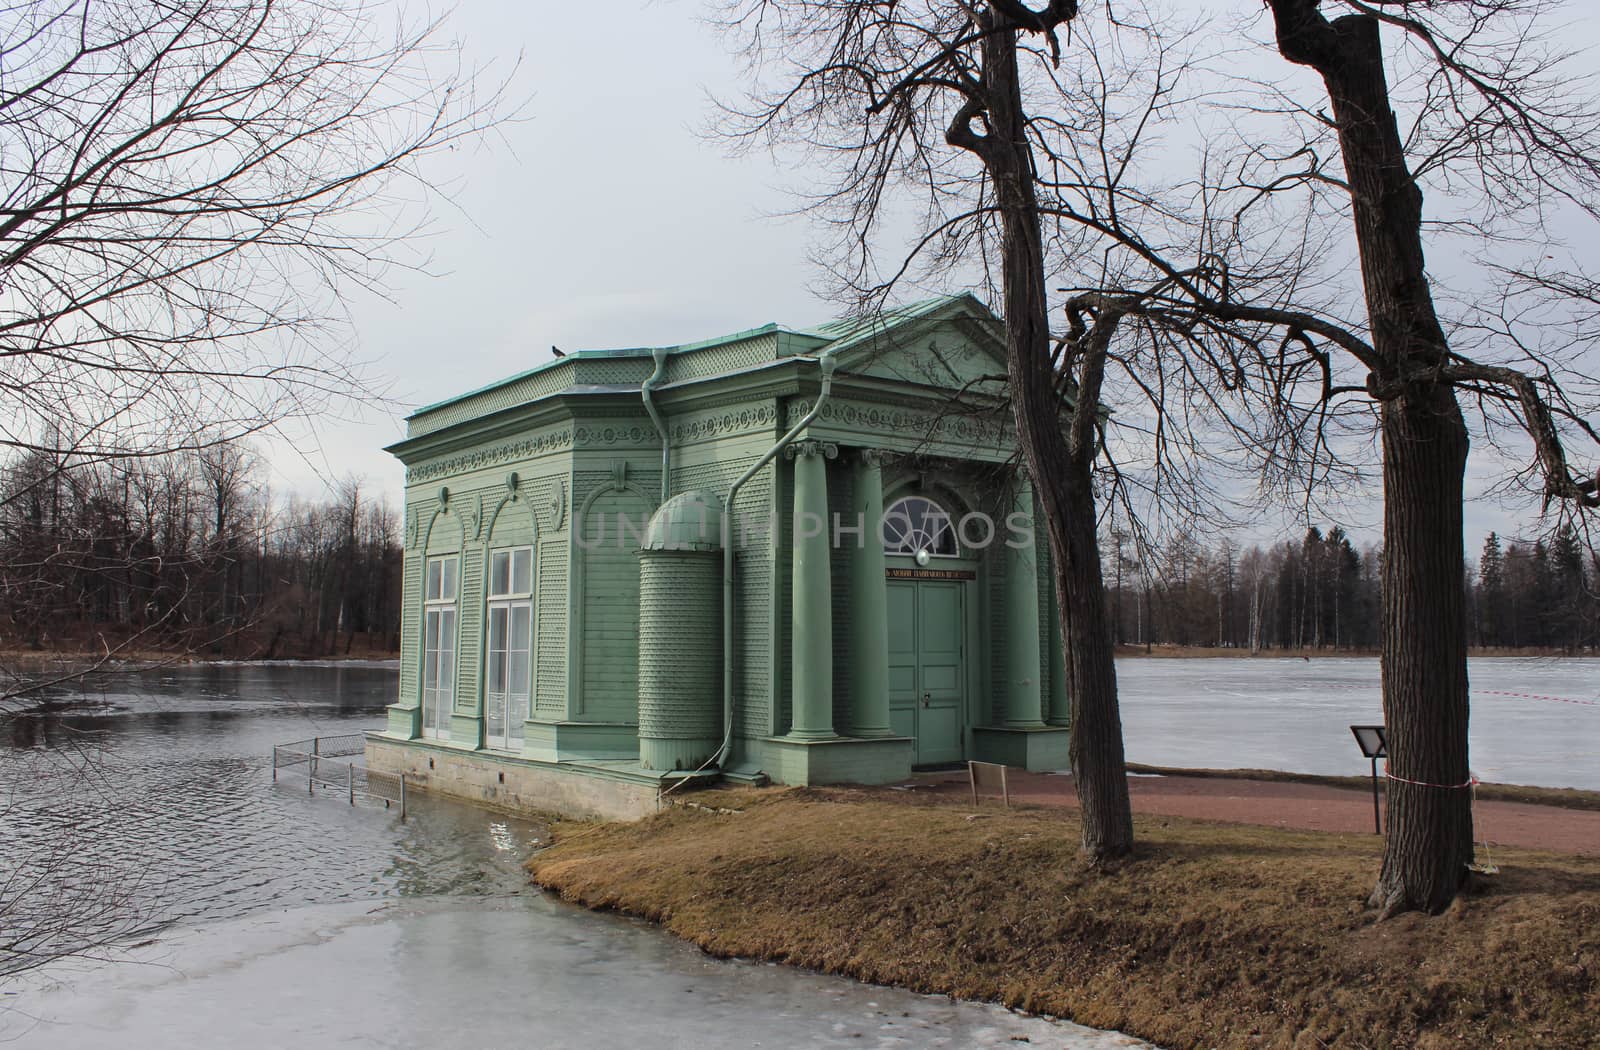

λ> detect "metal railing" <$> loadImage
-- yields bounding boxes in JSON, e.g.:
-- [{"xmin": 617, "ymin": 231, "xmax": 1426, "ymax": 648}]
[{"xmin": 272, "ymin": 733, "xmax": 406, "ymax": 818}]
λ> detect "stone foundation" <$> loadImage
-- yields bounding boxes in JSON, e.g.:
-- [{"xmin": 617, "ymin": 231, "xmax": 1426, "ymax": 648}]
[{"xmin": 365, "ymin": 734, "xmax": 661, "ymax": 821}]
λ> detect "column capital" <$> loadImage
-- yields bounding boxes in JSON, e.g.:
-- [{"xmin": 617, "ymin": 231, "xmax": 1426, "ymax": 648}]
[
  {"xmin": 785, "ymin": 439, "xmax": 839, "ymax": 461},
  {"xmin": 855, "ymin": 447, "xmax": 897, "ymax": 469}
]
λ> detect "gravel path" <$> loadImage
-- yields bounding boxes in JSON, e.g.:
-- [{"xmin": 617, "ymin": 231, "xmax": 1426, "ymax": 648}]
[{"xmin": 907, "ymin": 769, "xmax": 1600, "ymax": 855}]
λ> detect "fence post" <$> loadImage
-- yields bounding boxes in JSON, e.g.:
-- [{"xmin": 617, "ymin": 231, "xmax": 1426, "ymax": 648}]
[
  {"xmin": 308, "ymin": 754, "xmax": 315, "ymax": 795},
  {"xmin": 272, "ymin": 747, "xmax": 278, "ymax": 783},
  {"xmin": 348, "ymin": 763, "xmax": 356, "ymax": 805},
  {"xmin": 399, "ymin": 774, "xmax": 407, "ymax": 820}
]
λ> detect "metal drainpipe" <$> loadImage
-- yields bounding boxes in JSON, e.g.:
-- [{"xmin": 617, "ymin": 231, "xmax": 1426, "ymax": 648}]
[
  {"xmin": 641, "ymin": 347, "xmax": 672, "ymax": 504},
  {"xmin": 714, "ymin": 354, "xmax": 839, "ymax": 769}
]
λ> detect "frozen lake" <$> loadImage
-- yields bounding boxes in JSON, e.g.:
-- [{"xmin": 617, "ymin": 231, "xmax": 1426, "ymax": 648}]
[
  {"xmin": 0, "ymin": 663, "xmax": 1150, "ymax": 1049},
  {"xmin": 1116, "ymin": 655, "xmax": 1599, "ymax": 791}
]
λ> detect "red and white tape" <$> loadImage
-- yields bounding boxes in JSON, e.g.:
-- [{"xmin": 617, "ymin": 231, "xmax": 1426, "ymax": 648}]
[{"xmin": 1383, "ymin": 763, "xmax": 1479, "ymax": 790}]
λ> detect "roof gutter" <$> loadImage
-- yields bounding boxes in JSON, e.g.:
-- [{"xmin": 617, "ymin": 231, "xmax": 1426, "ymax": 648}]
[
  {"xmin": 715, "ymin": 353, "xmax": 840, "ymax": 769},
  {"xmin": 641, "ymin": 347, "xmax": 672, "ymax": 504}
]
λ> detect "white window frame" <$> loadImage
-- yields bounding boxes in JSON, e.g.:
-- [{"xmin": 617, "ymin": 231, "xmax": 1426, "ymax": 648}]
[
  {"xmin": 484, "ymin": 546, "xmax": 533, "ymax": 752},
  {"xmin": 882, "ymin": 495, "xmax": 960, "ymax": 558},
  {"xmin": 421, "ymin": 554, "xmax": 459, "ymax": 741}
]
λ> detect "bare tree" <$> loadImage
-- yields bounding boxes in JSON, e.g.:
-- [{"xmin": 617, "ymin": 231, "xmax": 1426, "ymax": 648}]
[
  {"xmin": 0, "ymin": 0, "xmax": 514, "ymax": 467},
  {"xmin": 718, "ymin": 0, "xmax": 1171, "ymax": 862},
  {"xmin": 0, "ymin": 0, "xmax": 509, "ymax": 978},
  {"xmin": 721, "ymin": 0, "xmax": 1600, "ymax": 908},
  {"xmin": 1035, "ymin": 1, "xmax": 1600, "ymax": 913}
]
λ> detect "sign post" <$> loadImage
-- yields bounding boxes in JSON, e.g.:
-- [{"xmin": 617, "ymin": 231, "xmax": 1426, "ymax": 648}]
[{"xmin": 1349, "ymin": 724, "xmax": 1388, "ymax": 835}]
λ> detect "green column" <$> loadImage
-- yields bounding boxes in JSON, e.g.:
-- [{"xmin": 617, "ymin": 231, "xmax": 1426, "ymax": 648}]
[
  {"xmin": 788, "ymin": 440, "xmax": 838, "ymax": 739},
  {"xmin": 848, "ymin": 450, "xmax": 892, "ymax": 737},
  {"xmin": 1004, "ymin": 474, "xmax": 1045, "ymax": 727},
  {"xmin": 1046, "ymin": 552, "xmax": 1070, "ymax": 726}
]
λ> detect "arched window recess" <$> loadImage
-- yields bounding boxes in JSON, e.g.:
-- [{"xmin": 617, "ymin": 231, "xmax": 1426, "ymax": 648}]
[{"xmin": 882, "ymin": 495, "xmax": 959, "ymax": 559}]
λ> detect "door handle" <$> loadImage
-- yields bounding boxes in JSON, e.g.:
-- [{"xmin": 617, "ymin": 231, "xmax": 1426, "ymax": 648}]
[{"xmin": 921, "ymin": 692, "xmax": 931, "ymax": 708}]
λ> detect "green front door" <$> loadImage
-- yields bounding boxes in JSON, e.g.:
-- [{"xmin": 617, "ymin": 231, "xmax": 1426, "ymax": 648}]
[{"xmin": 887, "ymin": 579, "xmax": 965, "ymax": 765}]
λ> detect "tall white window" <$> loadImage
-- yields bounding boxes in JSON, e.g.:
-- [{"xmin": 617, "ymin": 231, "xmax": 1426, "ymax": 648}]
[
  {"xmin": 485, "ymin": 546, "xmax": 533, "ymax": 751},
  {"xmin": 422, "ymin": 555, "xmax": 458, "ymax": 740}
]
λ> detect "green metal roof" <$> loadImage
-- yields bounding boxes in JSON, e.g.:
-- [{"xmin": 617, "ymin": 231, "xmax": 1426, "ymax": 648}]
[{"xmin": 405, "ymin": 292, "xmax": 992, "ymax": 424}]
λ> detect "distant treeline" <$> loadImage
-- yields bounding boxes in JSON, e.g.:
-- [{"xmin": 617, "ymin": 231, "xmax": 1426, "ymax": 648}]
[
  {"xmin": 0, "ymin": 443, "xmax": 400, "ymax": 658},
  {"xmin": 4, "ymin": 438, "xmax": 1592, "ymax": 661},
  {"xmin": 1105, "ymin": 525, "xmax": 1598, "ymax": 654}
]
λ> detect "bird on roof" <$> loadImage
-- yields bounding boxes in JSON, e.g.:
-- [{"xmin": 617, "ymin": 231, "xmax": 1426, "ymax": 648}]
[{"xmin": 551, "ymin": 345, "xmax": 565, "ymax": 358}]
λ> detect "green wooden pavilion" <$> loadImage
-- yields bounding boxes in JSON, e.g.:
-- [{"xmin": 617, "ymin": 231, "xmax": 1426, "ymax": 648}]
[{"xmin": 366, "ymin": 294, "xmax": 1070, "ymax": 818}]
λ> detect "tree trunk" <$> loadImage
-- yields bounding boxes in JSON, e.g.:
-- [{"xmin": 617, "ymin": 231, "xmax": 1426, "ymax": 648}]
[
  {"xmin": 1270, "ymin": 2, "xmax": 1475, "ymax": 912},
  {"xmin": 1374, "ymin": 386, "xmax": 1473, "ymax": 913},
  {"xmin": 1048, "ymin": 458, "xmax": 1135, "ymax": 861},
  {"xmin": 973, "ymin": 13, "xmax": 1134, "ymax": 862}
]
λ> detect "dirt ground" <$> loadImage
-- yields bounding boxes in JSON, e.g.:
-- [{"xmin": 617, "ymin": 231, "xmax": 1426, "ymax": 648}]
[{"xmin": 900, "ymin": 768, "xmax": 1600, "ymax": 855}]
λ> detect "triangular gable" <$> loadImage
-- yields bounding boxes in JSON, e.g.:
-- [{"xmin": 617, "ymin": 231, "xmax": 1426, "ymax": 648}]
[{"xmin": 818, "ymin": 295, "xmax": 1010, "ymax": 394}]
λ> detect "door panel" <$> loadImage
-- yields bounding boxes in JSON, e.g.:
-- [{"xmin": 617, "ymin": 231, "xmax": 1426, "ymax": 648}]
[
  {"xmin": 915, "ymin": 581, "xmax": 964, "ymax": 764},
  {"xmin": 885, "ymin": 577, "xmax": 967, "ymax": 766},
  {"xmin": 887, "ymin": 581, "xmax": 919, "ymax": 723}
]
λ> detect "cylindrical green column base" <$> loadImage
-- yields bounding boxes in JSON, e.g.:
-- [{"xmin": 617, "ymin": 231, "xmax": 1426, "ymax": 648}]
[{"xmin": 638, "ymin": 548, "xmax": 722, "ymax": 770}]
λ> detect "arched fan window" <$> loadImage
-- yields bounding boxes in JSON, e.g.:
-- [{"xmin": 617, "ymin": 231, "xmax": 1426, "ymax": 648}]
[{"xmin": 882, "ymin": 495, "xmax": 959, "ymax": 557}]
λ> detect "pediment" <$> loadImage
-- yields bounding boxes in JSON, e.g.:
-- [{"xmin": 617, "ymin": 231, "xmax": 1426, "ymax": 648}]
[{"xmin": 828, "ymin": 298, "xmax": 1009, "ymax": 394}]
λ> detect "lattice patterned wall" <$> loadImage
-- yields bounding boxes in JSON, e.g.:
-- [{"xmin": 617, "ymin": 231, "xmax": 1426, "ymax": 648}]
[
  {"xmin": 408, "ymin": 366, "xmax": 577, "ymax": 438},
  {"xmin": 398, "ymin": 524, "xmax": 422, "ymax": 707},
  {"xmin": 672, "ymin": 449, "xmax": 777, "ymax": 740},
  {"xmin": 455, "ymin": 547, "xmax": 484, "ymax": 715},
  {"xmin": 575, "ymin": 357, "xmax": 654, "ymax": 387},
  {"xmin": 574, "ymin": 486, "xmax": 653, "ymax": 722},
  {"xmin": 665, "ymin": 334, "xmax": 778, "ymax": 384},
  {"xmin": 535, "ymin": 536, "xmax": 568, "ymax": 718}
]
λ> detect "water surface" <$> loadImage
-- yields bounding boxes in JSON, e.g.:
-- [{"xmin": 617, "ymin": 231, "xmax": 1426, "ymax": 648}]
[
  {"xmin": 1116, "ymin": 655, "xmax": 1598, "ymax": 790},
  {"xmin": 0, "ymin": 662, "xmax": 1151, "ymax": 1049}
]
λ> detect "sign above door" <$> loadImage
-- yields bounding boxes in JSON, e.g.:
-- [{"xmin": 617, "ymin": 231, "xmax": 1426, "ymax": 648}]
[{"xmin": 887, "ymin": 567, "xmax": 976, "ymax": 581}]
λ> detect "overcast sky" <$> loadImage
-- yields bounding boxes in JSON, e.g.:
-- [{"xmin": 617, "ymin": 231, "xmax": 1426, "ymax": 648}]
[
  {"xmin": 270, "ymin": 0, "xmax": 1585, "ymax": 553},
  {"xmin": 275, "ymin": 2, "xmax": 812, "ymax": 499}
]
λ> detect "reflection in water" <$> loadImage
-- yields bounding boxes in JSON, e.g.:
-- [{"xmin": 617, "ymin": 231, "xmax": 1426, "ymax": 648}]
[{"xmin": 0, "ymin": 663, "xmax": 545, "ymax": 974}]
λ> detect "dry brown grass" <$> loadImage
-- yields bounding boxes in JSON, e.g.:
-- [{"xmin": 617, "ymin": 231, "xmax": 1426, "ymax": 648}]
[{"xmin": 529, "ymin": 787, "xmax": 1600, "ymax": 1050}]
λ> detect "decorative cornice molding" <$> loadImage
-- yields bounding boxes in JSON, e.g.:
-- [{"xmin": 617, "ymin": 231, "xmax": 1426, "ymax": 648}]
[
  {"xmin": 407, "ymin": 428, "xmax": 574, "ymax": 483},
  {"xmin": 669, "ymin": 402, "xmax": 779, "ymax": 444},
  {"xmin": 573, "ymin": 422, "xmax": 657, "ymax": 448}
]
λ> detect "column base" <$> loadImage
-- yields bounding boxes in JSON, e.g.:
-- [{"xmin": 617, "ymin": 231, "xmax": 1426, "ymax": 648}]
[
  {"xmin": 971, "ymin": 725, "xmax": 1070, "ymax": 772},
  {"xmin": 523, "ymin": 719, "xmax": 641, "ymax": 762},
  {"xmin": 450, "ymin": 712, "xmax": 483, "ymax": 749},
  {"xmin": 760, "ymin": 735, "xmax": 914, "ymax": 786},
  {"xmin": 385, "ymin": 702, "xmax": 420, "ymax": 739}
]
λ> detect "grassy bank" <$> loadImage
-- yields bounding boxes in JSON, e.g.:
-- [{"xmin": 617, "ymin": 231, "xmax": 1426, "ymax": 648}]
[{"xmin": 529, "ymin": 788, "xmax": 1600, "ymax": 1050}]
